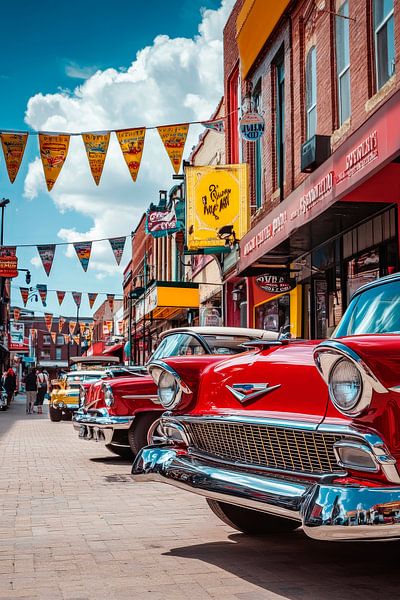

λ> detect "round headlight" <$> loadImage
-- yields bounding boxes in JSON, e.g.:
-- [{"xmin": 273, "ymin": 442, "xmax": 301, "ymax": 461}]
[
  {"xmin": 329, "ymin": 359, "xmax": 362, "ymax": 413},
  {"xmin": 104, "ymin": 385, "xmax": 114, "ymax": 407},
  {"xmin": 158, "ymin": 371, "xmax": 179, "ymax": 409}
]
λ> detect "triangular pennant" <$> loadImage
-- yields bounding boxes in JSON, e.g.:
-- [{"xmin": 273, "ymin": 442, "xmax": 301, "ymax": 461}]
[
  {"xmin": 82, "ymin": 132, "xmax": 110, "ymax": 185},
  {"xmin": 63, "ymin": 333, "xmax": 70, "ymax": 344},
  {"xmin": 0, "ymin": 133, "xmax": 28, "ymax": 183},
  {"xmin": 157, "ymin": 124, "xmax": 189, "ymax": 174},
  {"xmin": 56, "ymin": 290, "xmax": 66, "ymax": 306},
  {"xmin": 44, "ymin": 313, "xmax": 53, "ymax": 333},
  {"xmin": 73, "ymin": 242, "xmax": 92, "ymax": 272},
  {"xmin": 58, "ymin": 316, "xmax": 66, "ymax": 333},
  {"xmin": 107, "ymin": 293, "xmax": 115, "ymax": 314},
  {"xmin": 20, "ymin": 287, "xmax": 29, "ymax": 307},
  {"xmin": 13, "ymin": 308, "xmax": 21, "ymax": 320},
  {"xmin": 73, "ymin": 335, "xmax": 80, "ymax": 345},
  {"xmin": 39, "ymin": 134, "xmax": 70, "ymax": 191},
  {"xmin": 88, "ymin": 292, "xmax": 98, "ymax": 309},
  {"xmin": 116, "ymin": 128, "xmax": 146, "ymax": 182},
  {"xmin": 37, "ymin": 284, "xmax": 47, "ymax": 306},
  {"xmin": 109, "ymin": 237, "xmax": 126, "ymax": 266},
  {"xmin": 51, "ymin": 332, "xmax": 56, "ymax": 344},
  {"xmin": 201, "ymin": 118, "xmax": 225, "ymax": 133},
  {"xmin": 72, "ymin": 291, "xmax": 82, "ymax": 307},
  {"xmin": 79, "ymin": 322, "xmax": 86, "ymax": 336},
  {"xmin": 37, "ymin": 244, "xmax": 56, "ymax": 276},
  {"xmin": 69, "ymin": 321, "xmax": 76, "ymax": 336}
]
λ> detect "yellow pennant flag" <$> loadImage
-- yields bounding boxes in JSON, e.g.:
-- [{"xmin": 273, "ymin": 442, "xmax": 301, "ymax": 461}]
[
  {"xmin": 116, "ymin": 128, "xmax": 146, "ymax": 182},
  {"xmin": 39, "ymin": 134, "xmax": 70, "ymax": 191},
  {"xmin": 0, "ymin": 133, "xmax": 28, "ymax": 183},
  {"xmin": 82, "ymin": 132, "xmax": 110, "ymax": 185},
  {"xmin": 157, "ymin": 124, "xmax": 189, "ymax": 174}
]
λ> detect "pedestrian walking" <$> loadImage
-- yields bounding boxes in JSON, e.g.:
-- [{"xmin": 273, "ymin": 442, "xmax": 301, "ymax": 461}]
[
  {"xmin": 24, "ymin": 369, "xmax": 37, "ymax": 414},
  {"xmin": 3, "ymin": 368, "xmax": 16, "ymax": 407},
  {"xmin": 35, "ymin": 368, "xmax": 49, "ymax": 415}
]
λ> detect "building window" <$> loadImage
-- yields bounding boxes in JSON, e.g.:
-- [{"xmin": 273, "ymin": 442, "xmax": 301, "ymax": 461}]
[
  {"xmin": 275, "ymin": 53, "xmax": 285, "ymax": 192},
  {"xmin": 373, "ymin": 0, "xmax": 395, "ymax": 90},
  {"xmin": 253, "ymin": 81, "xmax": 263, "ymax": 208},
  {"xmin": 55, "ymin": 347, "xmax": 62, "ymax": 360},
  {"xmin": 43, "ymin": 335, "xmax": 51, "ymax": 346},
  {"xmin": 41, "ymin": 351, "xmax": 50, "ymax": 359},
  {"xmin": 56, "ymin": 335, "xmax": 64, "ymax": 345},
  {"xmin": 336, "ymin": 1, "xmax": 351, "ymax": 124},
  {"xmin": 305, "ymin": 46, "xmax": 317, "ymax": 139}
]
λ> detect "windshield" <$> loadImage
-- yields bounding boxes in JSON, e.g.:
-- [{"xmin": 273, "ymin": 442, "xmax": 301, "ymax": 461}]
[
  {"xmin": 334, "ymin": 280, "xmax": 400, "ymax": 337},
  {"xmin": 203, "ymin": 335, "xmax": 254, "ymax": 354},
  {"xmin": 66, "ymin": 373, "xmax": 102, "ymax": 385},
  {"xmin": 151, "ymin": 332, "xmax": 254, "ymax": 359}
]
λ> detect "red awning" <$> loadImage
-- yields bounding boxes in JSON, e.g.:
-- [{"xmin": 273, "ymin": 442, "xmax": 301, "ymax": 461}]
[{"xmin": 102, "ymin": 343, "xmax": 124, "ymax": 356}]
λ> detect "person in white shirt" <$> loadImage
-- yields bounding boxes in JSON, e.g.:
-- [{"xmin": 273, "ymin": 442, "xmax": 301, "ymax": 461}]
[{"xmin": 35, "ymin": 368, "xmax": 49, "ymax": 415}]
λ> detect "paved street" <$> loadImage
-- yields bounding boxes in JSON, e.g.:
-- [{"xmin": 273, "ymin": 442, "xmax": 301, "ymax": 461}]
[{"xmin": 0, "ymin": 395, "xmax": 398, "ymax": 600}]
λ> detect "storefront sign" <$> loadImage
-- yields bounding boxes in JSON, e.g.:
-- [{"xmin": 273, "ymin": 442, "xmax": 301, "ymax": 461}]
[
  {"xmin": 255, "ymin": 272, "xmax": 296, "ymax": 294},
  {"xmin": 243, "ymin": 211, "xmax": 287, "ymax": 257},
  {"xmin": 146, "ymin": 201, "xmax": 184, "ymax": 238},
  {"xmin": 186, "ymin": 164, "xmax": 249, "ymax": 250},
  {"xmin": 239, "ymin": 111, "xmax": 265, "ymax": 141},
  {"xmin": 200, "ymin": 305, "xmax": 222, "ymax": 327},
  {"xmin": 9, "ymin": 321, "xmax": 27, "ymax": 351},
  {"xmin": 336, "ymin": 130, "xmax": 378, "ymax": 184},
  {"xmin": 290, "ymin": 172, "xmax": 334, "ymax": 221},
  {"xmin": 0, "ymin": 247, "xmax": 18, "ymax": 278}
]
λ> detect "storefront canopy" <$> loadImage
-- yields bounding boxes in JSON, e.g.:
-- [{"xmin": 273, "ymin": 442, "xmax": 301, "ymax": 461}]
[
  {"xmin": 135, "ymin": 281, "xmax": 199, "ymax": 321},
  {"xmin": 236, "ymin": 0, "xmax": 290, "ymax": 78}
]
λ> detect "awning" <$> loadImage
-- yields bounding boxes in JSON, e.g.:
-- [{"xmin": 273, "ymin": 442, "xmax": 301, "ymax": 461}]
[
  {"xmin": 135, "ymin": 281, "xmax": 199, "ymax": 321},
  {"xmin": 236, "ymin": 0, "xmax": 290, "ymax": 78},
  {"xmin": 102, "ymin": 342, "xmax": 124, "ymax": 356}
]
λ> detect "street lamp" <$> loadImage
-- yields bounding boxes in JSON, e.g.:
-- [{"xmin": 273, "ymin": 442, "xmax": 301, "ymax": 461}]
[{"xmin": 0, "ymin": 198, "xmax": 10, "ymax": 246}]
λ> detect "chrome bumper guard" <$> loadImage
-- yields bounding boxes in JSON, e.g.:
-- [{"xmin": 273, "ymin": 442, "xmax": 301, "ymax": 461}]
[
  {"xmin": 73, "ymin": 409, "xmax": 134, "ymax": 445},
  {"xmin": 132, "ymin": 446, "xmax": 400, "ymax": 541}
]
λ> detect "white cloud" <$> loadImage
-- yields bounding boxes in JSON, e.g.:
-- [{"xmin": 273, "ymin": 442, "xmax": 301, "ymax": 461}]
[
  {"xmin": 23, "ymin": 0, "xmax": 234, "ymax": 276},
  {"xmin": 65, "ymin": 62, "xmax": 99, "ymax": 80}
]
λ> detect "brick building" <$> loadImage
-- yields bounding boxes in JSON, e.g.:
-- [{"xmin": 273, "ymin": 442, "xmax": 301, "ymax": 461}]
[{"xmin": 223, "ymin": 0, "xmax": 400, "ymax": 338}]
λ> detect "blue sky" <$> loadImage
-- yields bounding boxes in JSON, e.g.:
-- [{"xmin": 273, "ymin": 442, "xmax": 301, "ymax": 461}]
[{"xmin": 0, "ymin": 0, "xmax": 230, "ymax": 318}]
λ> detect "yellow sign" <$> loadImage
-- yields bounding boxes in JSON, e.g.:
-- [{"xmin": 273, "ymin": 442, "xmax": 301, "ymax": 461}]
[
  {"xmin": 185, "ymin": 164, "xmax": 249, "ymax": 250},
  {"xmin": 39, "ymin": 134, "xmax": 70, "ymax": 191},
  {"xmin": 157, "ymin": 124, "xmax": 188, "ymax": 174},
  {"xmin": 82, "ymin": 132, "xmax": 110, "ymax": 185},
  {"xmin": 0, "ymin": 133, "xmax": 28, "ymax": 183},
  {"xmin": 116, "ymin": 128, "xmax": 146, "ymax": 182}
]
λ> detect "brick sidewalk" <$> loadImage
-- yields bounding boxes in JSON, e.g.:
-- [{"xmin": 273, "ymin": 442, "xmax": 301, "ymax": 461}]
[{"xmin": 0, "ymin": 394, "xmax": 399, "ymax": 600}]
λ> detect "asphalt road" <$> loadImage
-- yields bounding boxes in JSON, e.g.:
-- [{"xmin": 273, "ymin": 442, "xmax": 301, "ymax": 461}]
[{"xmin": 0, "ymin": 394, "xmax": 399, "ymax": 599}]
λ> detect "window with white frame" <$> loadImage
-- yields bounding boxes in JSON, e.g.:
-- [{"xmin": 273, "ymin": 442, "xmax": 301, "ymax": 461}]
[
  {"xmin": 55, "ymin": 348, "xmax": 62, "ymax": 360},
  {"xmin": 56, "ymin": 335, "xmax": 64, "ymax": 345},
  {"xmin": 306, "ymin": 46, "xmax": 317, "ymax": 139},
  {"xmin": 336, "ymin": 1, "xmax": 351, "ymax": 125},
  {"xmin": 373, "ymin": 0, "xmax": 395, "ymax": 90}
]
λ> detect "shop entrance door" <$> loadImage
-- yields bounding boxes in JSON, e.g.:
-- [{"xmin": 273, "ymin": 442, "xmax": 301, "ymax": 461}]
[{"xmin": 312, "ymin": 277, "xmax": 328, "ymax": 339}]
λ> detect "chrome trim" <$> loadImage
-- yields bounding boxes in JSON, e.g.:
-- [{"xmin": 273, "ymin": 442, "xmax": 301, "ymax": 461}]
[
  {"xmin": 132, "ymin": 446, "xmax": 400, "ymax": 541},
  {"xmin": 314, "ymin": 340, "xmax": 388, "ymax": 417},
  {"xmin": 333, "ymin": 440, "xmax": 380, "ymax": 473},
  {"xmin": 171, "ymin": 413, "xmax": 320, "ymax": 431},
  {"xmin": 148, "ymin": 360, "xmax": 192, "ymax": 410},
  {"xmin": 72, "ymin": 409, "xmax": 134, "ymax": 429},
  {"xmin": 388, "ymin": 386, "xmax": 400, "ymax": 393},
  {"xmin": 148, "ymin": 418, "xmax": 191, "ymax": 446},
  {"xmin": 226, "ymin": 383, "xmax": 281, "ymax": 404},
  {"xmin": 122, "ymin": 394, "xmax": 160, "ymax": 403}
]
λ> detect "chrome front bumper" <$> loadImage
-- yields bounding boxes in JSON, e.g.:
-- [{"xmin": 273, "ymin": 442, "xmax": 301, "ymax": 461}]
[
  {"xmin": 73, "ymin": 409, "xmax": 134, "ymax": 445},
  {"xmin": 132, "ymin": 446, "xmax": 400, "ymax": 541}
]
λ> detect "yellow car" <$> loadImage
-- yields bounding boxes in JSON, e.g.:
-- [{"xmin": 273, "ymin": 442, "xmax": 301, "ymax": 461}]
[{"xmin": 49, "ymin": 370, "xmax": 104, "ymax": 422}]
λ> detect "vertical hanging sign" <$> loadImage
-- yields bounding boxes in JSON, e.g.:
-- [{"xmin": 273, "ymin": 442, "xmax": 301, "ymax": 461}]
[
  {"xmin": 82, "ymin": 132, "xmax": 110, "ymax": 185},
  {"xmin": 116, "ymin": 128, "xmax": 146, "ymax": 182},
  {"xmin": 107, "ymin": 293, "xmax": 115, "ymax": 314},
  {"xmin": 157, "ymin": 124, "xmax": 189, "ymax": 174},
  {"xmin": 39, "ymin": 134, "xmax": 70, "ymax": 191},
  {"xmin": 0, "ymin": 133, "xmax": 28, "ymax": 183}
]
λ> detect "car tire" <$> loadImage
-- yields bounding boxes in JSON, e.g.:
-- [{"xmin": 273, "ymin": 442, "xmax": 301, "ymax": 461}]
[
  {"xmin": 105, "ymin": 444, "xmax": 132, "ymax": 459},
  {"xmin": 49, "ymin": 406, "xmax": 62, "ymax": 422},
  {"xmin": 61, "ymin": 412, "xmax": 73, "ymax": 421},
  {"xmin": 128, "ymin": 413, "xmax": 160, "ymax": 456},
  {"xmin": 206, "ymin": 499, "xmax": 299, "ymax": 535}
]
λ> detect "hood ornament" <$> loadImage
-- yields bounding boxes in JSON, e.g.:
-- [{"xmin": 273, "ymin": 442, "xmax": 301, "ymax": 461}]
[{"xmin": 226, "ymin": 382, "xmax": 281, "ymax": 405}]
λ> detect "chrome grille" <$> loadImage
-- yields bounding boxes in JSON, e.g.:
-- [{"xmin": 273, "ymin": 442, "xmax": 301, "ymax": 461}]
[{"xmin": 185, "ymin": 421, "xmax": 345, "ymax": 475}]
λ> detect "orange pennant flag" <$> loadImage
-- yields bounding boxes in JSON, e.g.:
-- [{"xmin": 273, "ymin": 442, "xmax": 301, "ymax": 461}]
[
  {"xmin": 157, "ymin": 124, "xmax": 189, "ymax": 174},
  {"xmin": 44, "ymin": 313, "xmax": 53, "ymax": 332},
  {"xmin": 73, "ymin": 335, "xmax": 80, "ymax": 345},
  {"xmin": 58, "ymin": 317, "xmax": 66, "ymax": 333},
  {"xmin": 63, "ymin": 334, "xmax": 70, "ymax": 344},
  {"xmin": 0, "ymin": 133, "xmax": 28, "ymax": 183},
  {"xmin": 69, "ymin": 321, "xmax": 76, "ymax": 336},
  {"xmin": 116, "ymin": 128, "xmax": 146, "ymax": 182},
  {"xmin": 39, "ymin": 134, "xmax": 70, "ymax": 191},
  {"xmin": 82, "ymin": 132, "xmax": 110, "ymax": 185},
  {"xmin": 51, "ymin": 332, "xmax": 56, "ymax": 344}
]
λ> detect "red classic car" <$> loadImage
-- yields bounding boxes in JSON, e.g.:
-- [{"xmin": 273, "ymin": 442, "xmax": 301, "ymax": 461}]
[
  {"xmin": 133, "ymin": 273, "xmax": 400, "ymax": 541},
  {"xmin": 73, "ymin": 326, "xmax": 277, "ymax": 458}
]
